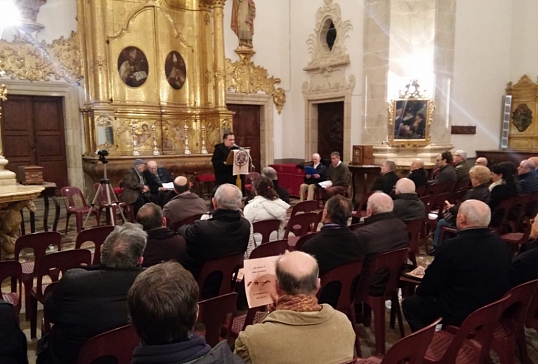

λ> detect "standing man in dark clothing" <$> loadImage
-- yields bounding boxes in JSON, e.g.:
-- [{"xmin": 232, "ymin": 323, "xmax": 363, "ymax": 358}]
[
  {"xmin": 211, "ymin": 133, "xmax": 239, "ymax": 186},
  {"xmin": 370, "ymin": 160, "xmax": 399, "ymax": 195},
  {"xmin": 403, "ymin": 200, "xmax": 511, "ymax": 332},
  {"xmin": 408, "ymin": 159, "xmax": 428, "ymax": 189}
]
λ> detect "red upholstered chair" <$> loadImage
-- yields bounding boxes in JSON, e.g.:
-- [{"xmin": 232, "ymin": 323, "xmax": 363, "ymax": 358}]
[
  {"xmin": 355, "ymin": 248, "xmax": 409, "ymax": 355},
  {"xmin": 76, "ymin": 324, "xmax": 140, "ymax": 364},
  {"xmin": 75, "ymin": 225, "xmax": 114, "ymax": 265},
  {"xmin": 197, "ymin": 253, "xmax": 243, "ymax": 299},
  {"xmin": 61, "ymin": 186, "xmax": 99, "ymax": 233},
  {"xmin": 197, "ymin": 292, "xmax": 238, "ymax": 347},
  {"xmin": 252, "ymin": 219, "xmax": 281, "ymax": 244},
  {"xmin": 491, "ymin": 279, "xmax": 538, "ymax": 364},
  {"xmin": 248, "ymin": 239, "xmax": 288, "ymax": 259},
  {"xmin": 194, "ymin": 173, "xmax": 216, "ymax": 199},
  {"xmin": 283, "ymin": 212, "xmax": 319, "ymax": 239},
  {"xmin": 29, "ymin": 249, "xmax": 92, "ymax": 338},
  {"xmin": 14, "ymin": 231, "xmax": 62, "ymax": 321},
  {"xmin": 293, "ymin": 232, "xmax": 318, "ymax": 251},
  {"xmin": 169, "ymin": 213, "xmax": 204, "ymax": 232},
  {"xmin": 290, "ymin": 200, "xmax": 318, "ymax": 217},
  {"xmin": 423, "ymin": 294, "xmax": 511, "ymax": 364},
  {"xmin": 317, "ymin": 260, "xmax": 364, "ymax": 357},
  {"xmin": 355, "ymin": 317, "xmax": 442, "ymax": 364},
  {"xmin": 406, "ymin": 218, "xmax": 425, "ymax": 267},
  {"xmin": 93, "ymin": 183, "xmax": 130, "ymax": 225},
  {"xmin": 0, "ymin": 261, "xmax": 23, "ymax": 321}
]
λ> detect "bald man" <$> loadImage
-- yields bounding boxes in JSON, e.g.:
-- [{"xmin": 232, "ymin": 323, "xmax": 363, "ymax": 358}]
[
  {"xmin": 517, "ymin": 159, "xmax": 538, "ymax": 194},
  {"xmin": 235, "ymin": 251, "xmax": 355, "ymax": 364},
  {"xmin": 163, "ymin": 176, "xmax": 208, "ymax": 227},
  {"xmin": 475, "ymin": 157, "xmax": 488, "ymax": 167},
  {"xmin": 144, "ymin": 160, "xmax": 174, "ymax": 205},
  {"xmin": 408, "ymin": 158, "xmax": 428, "ymax": 188},
  {"xmin": 403, "ymin": 200, "xmax": 511, "ymax": 332},
  {"xmin": 392, "ymin": 178, "xmax": 425, "ymax": 222},
  {"xmin": 299, "ymin": 153, "xmax": 327, "ymax": 202},
  {"xmin": 356, "ymin": 192, "xmax": 409, "ymax": 295}
]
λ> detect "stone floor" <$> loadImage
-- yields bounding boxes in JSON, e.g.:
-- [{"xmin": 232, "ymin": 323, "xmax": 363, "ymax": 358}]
[{"xmin": 3, "ymin": 196, "xmax": 538, "ymax": 363}]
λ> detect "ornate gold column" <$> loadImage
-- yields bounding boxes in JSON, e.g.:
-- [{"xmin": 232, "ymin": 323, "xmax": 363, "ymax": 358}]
[
  {"xmin": 212, "ymin": 0, "xmax": 227, "ymax": 110},
  {"xmin": 89, "ymin": 0, "xmax": 110, "ymax": 103}
]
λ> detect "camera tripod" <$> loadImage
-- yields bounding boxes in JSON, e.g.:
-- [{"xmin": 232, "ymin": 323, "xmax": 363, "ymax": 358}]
[{"xmin": 83, "ymin": 160, "xmax": 127, "ymax": 229}]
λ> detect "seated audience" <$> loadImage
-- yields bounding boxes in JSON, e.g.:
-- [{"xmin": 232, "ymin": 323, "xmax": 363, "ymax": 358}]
[
  {"xmin": 136, "ymin": 202, "xmax": 187, "ymax": 268},
  {"xmin": 429, "ymin": 165, "xmax": 491, "ymax": 255},
  {"xmin": 319, "ymin": 151, "xmax": 350, "ymax": 199},
  {"xmin": 518, "ymin": 159, "xmax": 538, "ymax": 194},
  {"xmin": 403, "ymin": 200, "xmax": 511, "ymax": 332},
  {"xmin": 178, "ymin": 184, "xmax": 252, "ymax": 279},
  {"xmin": 234, "ymin": 251, "xmax": 355, "ymax": 364},
  {"xmin": 453, "ymin": 150, "xmax": 470, "ymax": 181},
  {"xmin": 144, "ymin": 160, "xmax": 175, "ymax": 206},
  {"xmin": 475, "ymin": 157, "xmax": 488, "ymax": 166},
  {"xmin": 392, "ymin": 178, "xmax": 425, "ymax": 222},
  {"xmin": 0, "ymin": 300, "xmax": 27, "ymax": 364},
  {"xmin": 244, "ymin": 176, "xmax": 289, "ymax": 243},
  {"xmin": 432, "ymin": 151, "xmax": 456, "ymax": 185},
  {"xmin": 128, "ymin": 262, "xmax": 244, "ymax": 364},
  {"xmin": 489, "ymin": 163, "xmax": 519, "ymax": 211},
  {"xmin": 41, "ymin": 223, "xmax": 146, "ymax": 364},
  {"xmin": 163, "ymin": 176, "xmax": 207, "ymax": 227},
  {"xmin": 299, "ymin": 153, "xmax": 327, "ymax": 202},
  {"xmin": 261, "ymin": 166, "xmax": 290, "ymax": 204},
  {"xmin": 121, "ymin": 159, "xmax": 156, "ymax": 214},
  {"xmin": 370, "ymin": 160, "xmax": 399, "ymax": 195},
  {"xmin": 509, "ymin": 215, "xmax": 538, "ymax": 287},
  {"xmin": 408, "ymin": 158, "xmax": 428, "ymax": 189}
]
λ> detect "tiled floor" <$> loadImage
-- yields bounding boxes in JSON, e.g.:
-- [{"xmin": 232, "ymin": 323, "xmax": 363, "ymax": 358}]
[{"xmin": 4, "ymin": 196, "xmax": 538, "ymax": 363}]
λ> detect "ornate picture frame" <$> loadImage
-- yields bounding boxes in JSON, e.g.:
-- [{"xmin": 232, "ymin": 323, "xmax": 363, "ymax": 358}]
[{"xmin": 388, "ymin": 98, "xmax": 435, "ymax": 147}]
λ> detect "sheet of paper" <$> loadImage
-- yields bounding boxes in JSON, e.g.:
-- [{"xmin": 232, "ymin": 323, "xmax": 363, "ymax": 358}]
[
  {"xmin": 318, "ymin": 180, "xmax": 333, "ymax": 189},
  {"xmin": 162, "ymin": 182, "xmax": 174, "ymax": 190},
  {"xmin": 243, "ymin": 256, "xmax": 279, "ymax": 308}
]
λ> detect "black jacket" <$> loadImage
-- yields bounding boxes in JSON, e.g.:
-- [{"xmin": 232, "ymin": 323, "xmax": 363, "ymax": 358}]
[
  {"xmin": 272, "ymin": 180, "xmax": 290, "ymax": 204},
  {"xmin": 408, "ymin": 168, "xmax": 428, "ymax": 188},
  {"xmin": 447, "ymin": 184, "xmax": 490, "ymax": 219},
  {"xmin": 0, "ymin": 301, "xmax": 27, "ymax": 364},
  {"xmin": 519, "ymin": 172, "xmax": 538, "ymax": 194},
  {"xmin": 142, "ymin": 227, "xmax": 188, "ymax": 268},
  {"xmin": 370, "ymin": 172, "xmax": 399, "ymax": 195},
  {"xmin": 434, "ymin": 164, "xmax": 457, "ymax": 184},
  {"xmin": 211, "ymin": 143, "xmax": 238, "ymax": 186},
  {"xmin": 393, "ymin": 193, "xmax": 425, "ymax": 222},
  {"xmin": 303, "ymin": 163, "xmax": 327, "ymax": 185}
]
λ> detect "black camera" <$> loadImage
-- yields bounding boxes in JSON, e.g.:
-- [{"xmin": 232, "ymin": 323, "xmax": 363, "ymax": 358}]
[{"xmin": 96, "ymin": 149, "xmax": 109, "ymax": 163}]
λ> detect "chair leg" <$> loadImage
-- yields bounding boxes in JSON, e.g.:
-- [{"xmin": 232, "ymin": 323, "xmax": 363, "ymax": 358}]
[
  {"xmin": 393, "ymin": 297, "xmax": 405, "ymax": 338},
  {"xmin": 65, "ymin": 214, "xmax": 71, "ymax": 235},
  {"xmin": 516, "ymin": 328, "xmax": 531, "ymax": 364},
  {"xmin": 349, "ymin": 307, "xmax": 362, "ymax": 358},
  {"xmin": 371, "ymin": 298, "xmax": 386, "ymax": 355},
  {"xmin": 75, "ymin": 212, "xmax": 83, "ymax": 233},
  {"xmin": 23, "ymin": 280, "xmax": 32, "ymax": 321},
  {"xmin": 29, "ymin": 294, "xmax": 37, "ymax": 339}
]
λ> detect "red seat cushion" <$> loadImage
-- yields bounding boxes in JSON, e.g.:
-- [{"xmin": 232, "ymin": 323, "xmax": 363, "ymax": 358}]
[{"xmin": 195, "ymin": 174, "xmax": 216, "ymax": 182}]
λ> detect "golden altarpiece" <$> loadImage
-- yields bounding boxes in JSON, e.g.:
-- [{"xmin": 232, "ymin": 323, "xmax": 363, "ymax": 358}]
[
  {"xmin": 506, "ymin": 75, "xmax": 538, "ymax": 151},
  {"xmin": 79, "ymin": 0, "xmax": 235, "ymax": 185}
]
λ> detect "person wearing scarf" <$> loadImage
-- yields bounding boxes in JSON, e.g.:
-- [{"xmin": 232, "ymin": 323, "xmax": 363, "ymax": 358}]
[
  {"xmin": 129, "ymin": 262, "xmax": 244, "ymax": 364},
  {"xmin": 234, "ymin": 251, "xmax": 355, "ymax": 364}
]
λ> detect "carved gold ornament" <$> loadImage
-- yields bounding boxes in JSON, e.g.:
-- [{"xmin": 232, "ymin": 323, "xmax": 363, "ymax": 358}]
[
  {"xmin": 225, "ymin": 52, "xmax": 286, "ymax": 114},
  {"xmin": 0, "ymin": 32, "xmax": 82, "ymax": 82}
]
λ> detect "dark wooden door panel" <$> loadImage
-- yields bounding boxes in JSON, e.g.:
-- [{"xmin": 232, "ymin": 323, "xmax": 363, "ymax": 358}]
[
  {"xmin": 317, "ymin": 101, "xmax": 344, "ymax": 161},
  {"xmin": 227, "ymin": 104, "xmax": 261, "ymax": 173},
  {"xmin": 2, "ymin": 95, "xmax": 34, "ymax": 168}
]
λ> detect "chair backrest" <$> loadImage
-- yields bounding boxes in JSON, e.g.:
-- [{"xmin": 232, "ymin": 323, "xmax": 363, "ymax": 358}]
[
  {"xmin": 526, "ymin": 281, "xmax": 538, "ymax": 330},
  {"xmin": 246, "ymin": 172, "xmax": 261, "ymax": 185},
  {"xmin": 356, "ymin": 248, "xmax": 409, "ymax": 300},
  {"xmin": 512, "ymin": 194, "xmax": 531, "ymax": 232},
  {"xmin": 382, "ymin": 317, "xmax": 441, "ymax": 364},
  {"xmin": 290, "ymin": 200, "xmax": 318, "ymax": 217},
  {"xmin": 76, "ymin": 324, "xmax": 140, "ymax": 364},
  {"xmin": 498, "ymin": 279, "xmax": 538, "ymax": 337},
  {"xmin": 452, "ymin": 187, "xmax": 471, "ymax": 204},
  {"xmin": 14, "ymin": 231, "xmax": 62, "ymax": 263},
  {"xmin": 197, "ymin": 253, "xmax": 244, "ymax": 298},
  {"xmin": 428, "ymin": 192, "xmax": 451, "ymax": 218},
  {"xmin": 0, "ymin": 261, "xmax": 22, "ymax": 294},
  {"xmin": 356, "ymin": 191, "xmax": 375, "ymax": 213},
  {"xmin": 419, "ymin": 195, "xmax": 431, "ymax": 215},
  {"xmin": 454, "ymin": 178, "xmax": 471, "ymax": 192},
  {"xmin": 317, "ymin": 260, "xmax": 363, "ymax": 313},
  {"xmin": 284, "ymin": 212, "xmax": 319, "ymax": 239},
  {"xmin": 426, "ymin": 181, "xmax": 455, "ymax": 195},
  {"xmin": 406, "ymin": 218, "xmax": 424, "ymax": 266},
  {"xmin": 437, "ymin": 294, "xmax": 511, "ymax": 364},
  {"xmin": 348, "ymin": 223, "xmax": 364, "ymax": 232},
  {"xmin": 61, "ymin": 186, "xmax": 88, "ymax": 209},
  {"xmin": 248, "ymin": 239, "xmax": 288, "ymax": 259},
  {"xmin": 169, "ymin": 213, "xmax": 204, "ymax": 232},
  {"xmin": 34, "ymin": 250, "xmax": 92, "ymax": 300},
  {"xmin": 197, "ymin": 292, "xmax": 238, "ymax": 347},
  {"xmin": 415, "ymin": 184, "xmax": 427, "ymax": 198},
  {"xmin": 75, "ymin": 225, "xmax": 114, "ymax": 265},
  {"xmin": 252, "ymin": 219, "xmax": 281, "ymax": 244},
  {"xmin": 489, "ymin": 196, "xmax": 515, "ymax": 234},
  {"xmin": 295, "ymin": 232, "xmax": 319, "ymax": 251}
]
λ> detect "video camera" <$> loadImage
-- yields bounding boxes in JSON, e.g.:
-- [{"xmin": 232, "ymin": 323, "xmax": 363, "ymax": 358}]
[{"xmin": 96, "ymin": 149, "xmax": 109, "ymax": 164}]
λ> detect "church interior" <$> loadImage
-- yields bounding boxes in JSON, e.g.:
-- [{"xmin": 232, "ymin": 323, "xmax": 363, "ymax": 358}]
[{"xmin": 2, "ymin": 0, "xmax": 538, "ymax": 362}]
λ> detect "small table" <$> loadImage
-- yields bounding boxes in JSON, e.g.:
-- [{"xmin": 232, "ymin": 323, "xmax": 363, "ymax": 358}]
[
  {"xmin": 348, "ymin": 165, "xmax": 381, "ymax": 203},
  {"xmin": 20, "ymin": 182, "xmax": 60, "ymax": 234}
]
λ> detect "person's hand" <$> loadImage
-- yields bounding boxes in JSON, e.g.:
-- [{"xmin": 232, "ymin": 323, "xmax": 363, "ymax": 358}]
[
  {"xmin": 159, "ymin": 187, "xmax": 167, "ymax": 192},
  {"xmin": 313, "ymin": 174, "xmax": 320, "ymax": 178},
  {"xmin": 143, "ymin": 185, "xmax": 150, "ymax": 193},
  {"xmin": 444, "ymin": 200, "xmax": 452, "ymax": 209},
  {"xmin": 305, "ymin": 174, "xmax": 311, "ymax": 179}
]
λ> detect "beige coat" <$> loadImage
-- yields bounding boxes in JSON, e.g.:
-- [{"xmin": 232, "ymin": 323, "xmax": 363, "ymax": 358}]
[{"xmin": 234, "ymin": 304, "xmax": 355, "ymax": 364}]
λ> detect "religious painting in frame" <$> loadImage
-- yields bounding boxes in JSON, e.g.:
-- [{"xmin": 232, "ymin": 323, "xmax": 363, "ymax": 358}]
[
  {"xmin": 388, "ymin": 98, "xmax": 435, "ymax": 147},
  {"xmin": 117, "ymin": 46, "xmax": 149, "ymax": 87},
  {"xmin": 165, "ymin": 51, "xmax": 187, "ymax": 90}
]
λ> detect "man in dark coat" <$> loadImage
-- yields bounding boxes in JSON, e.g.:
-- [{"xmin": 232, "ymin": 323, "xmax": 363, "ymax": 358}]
[
  {"xmin": 432, "ymin": 151, "xmax": 457, "ymax": 185},
  {"xmin": 370, "ymin": 160, "xmax": 399, "ymax": 195},
  {"xmin": 136, "ymin": 202, "xmax": 187, "ymax": 268},
  {"xmin": 163, "ymin": 176, "xmax": 208, "ymax": 227},
  {"xmin": 41, "ymin": 223, "xmax": 146, "ymax": 364},
  {"xmin": 0, "ymin": 300, "xmax": 27, "ymax": 364},
  {"xmin": 211, "ymin": 133, "xmax": 239, "ymax": 186},
  {"xmin": 408, "ymin": 159, "xmax": 428, "ymax": 189},
  {"xmin": 518, "ymin": 159, "xmax": 538, "ymax": 194},
  {"xmin": 392, "ymin": 178, "xmax": 425, "ymax": 222},
  {"xmin": 144, "ymin": 160, "xmax": 175, "ymax": 206},
  {"xmin": 509, "ymin": 216, "xmax": 538, "ymax": 287},
  {"xmin": 128, "ymin": 262, "xmax": 245, "ymax": 364},
  {"xmin": 299, "ymin": 153, "xmax": 327, "ymax": 201},
  {"xmin": 403, "ymin": 200, "xmax": 512, "ymax": 332}
]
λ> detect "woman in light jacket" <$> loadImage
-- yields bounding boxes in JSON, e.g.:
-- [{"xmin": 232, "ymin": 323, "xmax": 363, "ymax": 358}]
[{"xmin": 244, "ymin": 176, "xmax": 290, "ymax": 244}]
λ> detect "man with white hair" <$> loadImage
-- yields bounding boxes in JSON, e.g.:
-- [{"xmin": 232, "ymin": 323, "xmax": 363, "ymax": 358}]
[
  {"xmin": 299, "ymin": 153, "xmax": 327, "ymax": 201},
  {"xmin": 403, "ymin": 200, "xmax": 511, "ymax": 332},
  {"xmin": 392, "ymin": 178, "xmax": 425, "ymax": 222},
  {"xmin": 145, "ymin": 160, "xmax": 175, "ymax": 205},
  {"xmin": 356, "ymin": 192, "xmax": 408, "ymax": 295},
  {"xmin": 453, "ymin": 150, "xmax": 470, "ymax": 181},
  {"xmin": 408, "ymin": 158, "xmax": 428, "ymax": 189},
  {"xmin": 370, "ymin": 160, "xmax": 399, "ymax": 194},
  {"xmin": 475, "ymin": 157, "xmax": 488, "ymax": 167},
  {"xmin": 262, "ymin": 166, "xmax": 290, "ymax": 204}
]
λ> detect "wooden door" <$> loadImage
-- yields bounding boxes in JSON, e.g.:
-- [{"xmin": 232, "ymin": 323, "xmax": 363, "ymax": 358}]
[
  {"xmin": 317, "ymin": 101, "xmax": 344, "ymax": 161},
  {"xmin": 227, "ymin": 104, "xmax": 261, "ymax": 173},
  {"xmin": 2, "ymin": 95, "xmax": 68, "ymax": 189}
]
